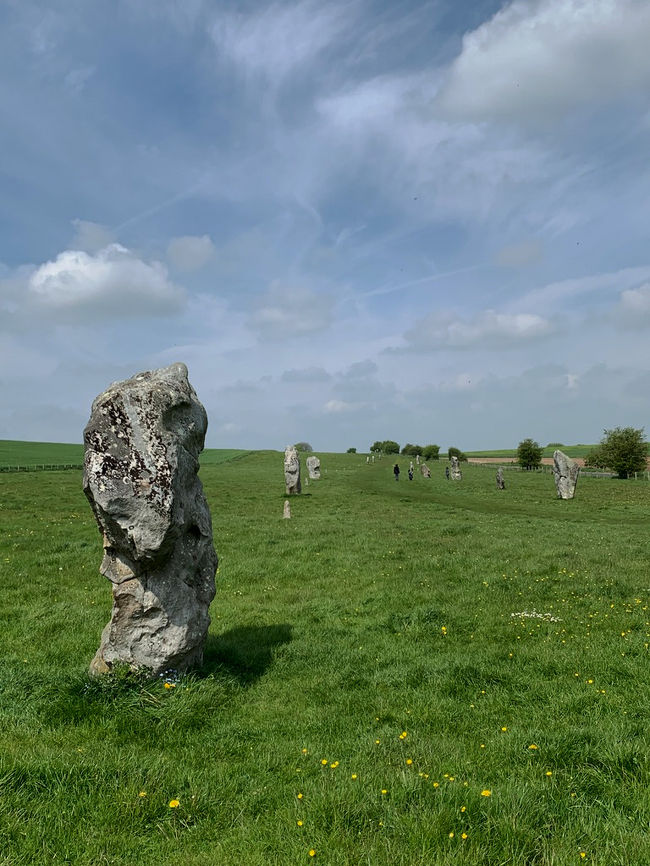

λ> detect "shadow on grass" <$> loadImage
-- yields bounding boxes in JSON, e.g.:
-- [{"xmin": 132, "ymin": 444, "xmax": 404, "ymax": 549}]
[{"xmin": 202, "ymin": 623, "xmax": 293, "ymax": 684}]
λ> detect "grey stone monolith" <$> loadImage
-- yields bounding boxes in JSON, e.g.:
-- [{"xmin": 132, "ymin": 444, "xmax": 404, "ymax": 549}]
[
  {"xmin": 450, "ymin": 455, "xmax": 462, "ymax": 480},
  {"xmin": 83, "ymin": 362, "xmax": 218, "ymax": 676},
  {"xmin": 553, "ymin": 449, "xmax": 580, "ymax": 499},
  {"xmin": 283, "ymin": 500, "xmax": 291, "ymax": 519},
  {"xmin": 421, "ymin": 463, "xmax": 431, "ymax": 478},
  {"xmin": 284, "ymin": 445, "xmax": 301, "ymax": 494},
  {"xmin": 306, "ymin": 455, "xmax": 321, "ymax": 479},
  {"xmin": 496, "ymin": 468, "xmax": 505, "ymax": 490}
]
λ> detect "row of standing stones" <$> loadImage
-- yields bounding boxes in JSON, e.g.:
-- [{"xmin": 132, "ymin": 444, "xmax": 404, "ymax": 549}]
[{"xmin": 82, "ymin": 363, "xmax": 580, "ymax": 679}]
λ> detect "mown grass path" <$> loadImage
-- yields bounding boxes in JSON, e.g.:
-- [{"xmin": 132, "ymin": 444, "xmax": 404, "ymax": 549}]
[{"xmin": 1, "ymin": 451, "xmax": 648, "ymax": 864}]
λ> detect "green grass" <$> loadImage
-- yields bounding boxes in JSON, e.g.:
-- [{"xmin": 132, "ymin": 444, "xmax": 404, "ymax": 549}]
[
  {"xmin": 1, "ymin": 451, "xmax": 649, "ymax": 864},
  {"xmin": 466, "ymin": 445, "xmax": 595, "ymax": 459},
  {"xmin": 0, "ymin": 439, "xmax": 84, "ymax": 466}
]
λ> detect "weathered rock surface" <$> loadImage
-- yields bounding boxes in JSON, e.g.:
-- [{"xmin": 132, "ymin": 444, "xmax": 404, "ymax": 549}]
[
  {"xmin": 284, "ymin": 446, "xmax": 301, "ymax": 494},
  {"xmin": 421, "ymin": 463, "xmax": 431, "ymax": 478},
  {"xmin": 450, "ymin": 456, "xmax": 462, "ymax": 480},
  {"xmin": 283, "ymin": 500, "xmax": 291, "ymax": 519},
  {"xmin": 306, "ymin": 455, "xmax": 321, "ymax": 480},
  {"xmin": 553, "ymin": 449, "xmax": 580, "ymax": 499},
  {"xmin": 496, "ymin": 468, "xmax": 505, "ymax": 489},
  {"xmin": 83, "ymin": 362, "xmax": 217, "ymax": 676}
]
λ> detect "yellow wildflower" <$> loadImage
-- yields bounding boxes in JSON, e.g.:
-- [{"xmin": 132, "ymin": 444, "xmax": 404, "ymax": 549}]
[
  {"xmin": 481, "ymin": 789, "xmax": 491, "ymax": 797},
  {"xmin": 168, "ymin": 799, "xmax": 180, "ymax": 808}
]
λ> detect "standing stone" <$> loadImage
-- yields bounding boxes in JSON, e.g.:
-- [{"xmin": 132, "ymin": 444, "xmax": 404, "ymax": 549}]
[
  {"xmin": 409, "ymin": 461, "xmax": 414, "ymax": 474},
  {"xmin": 283, "ymin": 500, "xmax": 291, "ymax": 519},
  {"xmin": 306, "ymin": 455, "xmax": 321, "ymax": 480},
  {"xmin": 83, "ymin": 363, "xmax": 217, "ymax": 676},
  {"xmin": 366, "ymin": 456, "xmax": 370, "ymax": 464},
  {"xmin": 496, "ymin": 468, "xmax": 505, "ymax": 490},
  {"xmin": 553, "ymin": 449, "xmax": 580, "ymax": 499},
  {"xmin": 372, "ymin": 455, "xmax": 375, "ymax": 463},
  {"xmin": 450, "ymin": 455, "xmax": 462, "ymax": 480},
  {"xmin": 416, "ymin": 454, "xmax": 420, "ymax": 464},
  {"xmin": 284, "ymin": 445, "xmax": 301, "ymax": 494},
  {"xmin": 421, "ymin": 463, "xmax": 431, "ymax": 478}
]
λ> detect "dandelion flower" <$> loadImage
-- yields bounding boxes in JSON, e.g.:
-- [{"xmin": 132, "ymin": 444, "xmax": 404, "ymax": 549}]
[
  {"xmin": 375, "ymin": 739, "xmax": 381, "ymax": 745},
  {"xmin": 461, "ymin": 833, "xmax": 468, "ymax": 840},
  {"xmin": 481, "ymin": 789, "xmax": 491, "ymax": 797},
  {"xmin": 302, "ymin": 748, "xmax": 308, "ymax": 754},
  {"xmin": 351, "ymin": 774, "xmax": 358, "ymax": 780},
  {"xmin": 399, "ymin": 731, "xmax": 408, "ymax": 739},
  {"xmin": 449, "ymin": 831, "xmax": 454, "ymax": 838},
  {"xmin": 546, "ymin": 771, "xmax": 553, "ymax": 776},
  {"xmin": 321, "ymin": 759, "xmax": 328, "ymax": 765},
  {"xmin": 460, "ymin": 806, "xmax": 466, "ymax": 813},
  {"xmin": 138, "ymin": 791, "xmax": 147, "ymax": 798},
  {"xmin": 406, "ymin": 759, "xmax": 413, "ymax": 765},
  {"xmin": 168, "ymin": 799, "xmax": 180, "ymax": 808},
  {"xmin": 433, "ymin": 782, "xmax": 439, "ymax": 788},
  {"xmin": 441, "ymin": 626, "xmax": 447, "ymax": 635},
  {"xmin": 580, "ymin": 854, "xmax": 586, "ymax": 860},
  {"xmin": 309, "ymin": 849, "xmax": 316, "ymax": 857},
  {"xmin": 501, "ymin": 726, "xmax": 508, "ymax": 732},
  {"xmin": 330, "ymin": 761, "xmax": 339, "ymax": 768},
  {"xmin": 297, "ymin": 820, "xmax": 303, "ymax": 827},
  {"xmin": 381, "ymin": 789, "xmax": 387, "ymax": 795},
  {"xmin": 164, "ymin": 683, "xmax": 172, "ymax": 689},
  {"xmin": 529, "ymin": 744, "xmax": 538, "ymax": 750}
]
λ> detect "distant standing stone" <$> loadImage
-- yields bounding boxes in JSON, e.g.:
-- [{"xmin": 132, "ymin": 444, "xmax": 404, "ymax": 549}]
[
  {"xmin": 306, "ymin": 455, "xmax": 321, "ymax": 479},
  {"xmin": 284, "ymin": 445, "xmax": 301, "ymax": 494},
  {"xmin": 553, "ymin": 449, "xmax": 580, "ymax": 499},
  {"xmin": 496, "ymin": 468, "xmax": 505, "ymax": 489},
  {"xmin": 421, "ymin": 463, "xmax": 431, "ymax": 478},
  {"xmin": 416, "ymin": 454, "xmax": 420, "ymax": 464},
  {"xmin": 450, "ymin": 456, "xmax": 462, "ymax": 480},
  {"xmin": 83, "ymin": 362, "xmax": 218, "ymax": 676},
  {"xmin": 283, "ymin": 500, "xmax": 291, "ymax": 519}
]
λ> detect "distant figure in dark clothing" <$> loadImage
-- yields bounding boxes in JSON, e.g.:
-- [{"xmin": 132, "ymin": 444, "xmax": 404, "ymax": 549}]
[
  {"xmin": 408, "ymin": 468, "xmax": 414, "ymax": 481},
  {"xmin": 445, "ymin": 465, "xmax": 450, "ymax": 480},
  {"xmin": 393, "ymin": 463, "xmax": 400, "ymax": 481}
]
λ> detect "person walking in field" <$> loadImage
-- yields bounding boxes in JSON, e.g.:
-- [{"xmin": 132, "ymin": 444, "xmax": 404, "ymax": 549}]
[
  {"xmin": 408, "ymin": 467, "xmax": 414, "ymax": 481},
  {"xmin": 445, "ymin": 465, "xmax": 450, "ymax": 480},
  {"xmin": 393, "ymin": 463, "xmax": 400, "ymax": 481}
]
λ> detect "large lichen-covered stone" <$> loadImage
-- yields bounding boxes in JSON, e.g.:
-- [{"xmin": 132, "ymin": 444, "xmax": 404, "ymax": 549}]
[
  {"xmin": 450, "ymin": 455, "xmax": 462, "ymax": 480},
  {"xmin": 553, "ymin": 449, "xmax": 580, "ymax": 500},
  {"xmin": 83, "ymin": 362, "xmax": 217, "ymax": 676},
  {"xmin": 284, "ymin": 446, "xmax": 301, "ymax": 494},
  {"xmin": 496, "ymin": 468, "xmax": 505, "ymax": 489},
  {"xmin": 306, "ymin": 455, "xmax": 321, "ymax": 479}
]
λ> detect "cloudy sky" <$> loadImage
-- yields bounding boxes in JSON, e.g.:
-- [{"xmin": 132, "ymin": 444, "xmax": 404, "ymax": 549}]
[{"xmin": 2, "ymin": 0, "xmax": 650, "ymax": 452}]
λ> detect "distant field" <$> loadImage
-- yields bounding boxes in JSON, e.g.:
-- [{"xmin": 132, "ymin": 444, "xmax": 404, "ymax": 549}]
[
  {"xmin": 466, "ymin": 445, "xmax": 595, "ymax": 459},
  {"xmin": 0, "ymin": 440, "xmax": 248, "ymax": 469},
  {"xmin": 1, "ymin": 450, "xmax": 650, "ymax": 864}
]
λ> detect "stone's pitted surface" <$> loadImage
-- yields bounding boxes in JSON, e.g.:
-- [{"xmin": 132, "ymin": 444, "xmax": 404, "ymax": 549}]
[
  {"xmin": 553, "ymin": 449, "xmax": 580, "ymax": 499},
  {"xmin": 420, "ymin": 463, "xmax": 431, "ymax": 478},
  {"xmin": 283, "ymin": 500, "xmax": 291, "ymax": 519},
  {"xmin": 284, "ymin": 446, "xmax": 301, "ymax": 494},
  {"xmin": 306, "ymin": 455, "xmax": 321, "ymax": 480},
  {"xmin": 496, "ymin": 468, "xmax": 505, "ymax": 490},
  {"xmin": 450, "ymin": 456, "xmax": 462, "ymax": 481},
  {"xmin": 83, "ymin": 362, "xmax": 218, "ymax": 676}
]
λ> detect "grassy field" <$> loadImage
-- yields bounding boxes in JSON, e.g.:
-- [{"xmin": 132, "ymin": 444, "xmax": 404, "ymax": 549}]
[
  {"xmin": 465, "ymin": 445, "xmax": 595, "ymax": 459},
  {"xmin": 0, "ymin": 440, "xmax": 248, "ymax": 468},
  {"xmin": 1, "ymin": 449, "xmax": 649, "ymax": 864}
]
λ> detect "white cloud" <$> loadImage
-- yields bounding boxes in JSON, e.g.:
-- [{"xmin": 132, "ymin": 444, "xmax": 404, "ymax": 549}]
[
  {"xmin": 210, "ymin": 1, "xmax": 350, "ymax": 84},
  {"xmin": 166, "ymin": 234, "xmax": 215, "ymax": 272},
  {"xmin": 404, "ymin": 310, "xmax": 556, "ymax": 350},
  {"xmin": 518, "ymin": 265, "xmax": 650, "ymax": 309},
  {"xmin": 323, "ymin": 399, "xmax": 363, "ymax": 414},
  {"xmin": 616, "ymin": 282, "xmax": 650, "ymax": 327},
  {"xmin": 281, "ymin": 366, "xmax": 331, "ymax": 383},
  {"xmin": 27, "ymin": 244, "xmax": 184, "ymax": 319},
  {"xmin": 437, "ymin": 0, "xmax": 650, "ymax": 125},
  {"xmin": 249, "ymin": 281, "xmax": 334, "ymax": 340}
]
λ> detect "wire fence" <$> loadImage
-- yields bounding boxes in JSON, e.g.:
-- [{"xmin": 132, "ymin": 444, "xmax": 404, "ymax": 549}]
[{"xmin": 0, "ymin": 463, "xmax": 83, "ymax": 474}]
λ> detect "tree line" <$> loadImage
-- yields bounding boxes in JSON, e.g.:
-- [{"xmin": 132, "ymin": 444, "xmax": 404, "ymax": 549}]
[
  {"xmin": 516, "ymin": 427, "xmax": 648, "ymax": 478},
  {"xmin": 368, "ymin": 441, "xmax": 467, "ymax": 461}
]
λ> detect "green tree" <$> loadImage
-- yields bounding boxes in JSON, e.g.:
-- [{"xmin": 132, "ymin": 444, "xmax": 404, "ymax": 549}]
[
  {"xmin": 401, "ymin": 443, "xmax": 423, "ymax": 456},
  {"xmin": 381, "ymin": 440, "xmax": 400, "ymax": 455},
  {"xmin": 517, "ymin": 438, "xmax": 543, "ymax": 470},
  {"xmin": 346, "ymin": 447, "xmax": 357, "ymax": 454},
  {"xmin": 594, "ymin": 427, "xmax": 648, "ymax": 478},
  {"xmin": 422, "ymin": 444, "xmax": 440, "ymax": 461},
  {"xmin": 370, "ymin": 441, "xmax": 383, "ymax": 453},
  {"xmin": 447, "ymin": 446, "xmax": 467, "ymax": 462},
  {"xmin": 294, "ymin": 442, "xmax": 313, "ymax": 452}
]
